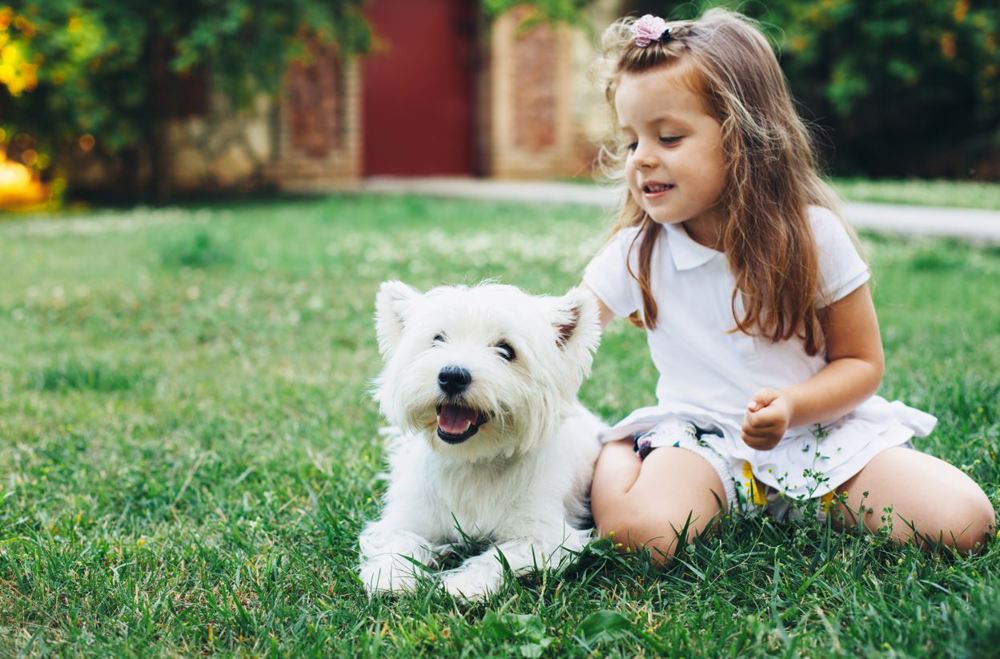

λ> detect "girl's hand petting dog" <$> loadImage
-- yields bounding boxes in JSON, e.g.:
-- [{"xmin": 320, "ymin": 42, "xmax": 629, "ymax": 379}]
[{"xmin": 741, "ymin": 389, "xmax": 792, "ymax": 450}]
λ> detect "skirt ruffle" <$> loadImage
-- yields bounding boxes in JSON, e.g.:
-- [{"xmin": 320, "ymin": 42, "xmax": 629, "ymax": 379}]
[{"xmin": 599, "ymin": 395, "xmax": 937, "ymax": 499}]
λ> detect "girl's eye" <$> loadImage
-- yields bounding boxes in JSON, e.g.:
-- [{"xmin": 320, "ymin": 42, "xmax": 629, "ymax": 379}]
[
  {"xmin": 495, "ymin": 342, "xmax": 516, "ymax": 362},
  {"xmin": 659, "ymin": 135, "xmax": 681, "ymax": 145},
  {"xmin": 625, "ymin": 142, "xmax": 638, "ymax": 152},
  {"xmin": 432, "ymin": 333, "xmax": 446, "ymax": 345}
]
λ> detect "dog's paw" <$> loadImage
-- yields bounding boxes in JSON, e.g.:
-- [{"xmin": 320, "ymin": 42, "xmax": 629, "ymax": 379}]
[
  {"xmin": 359, "ymin": 559, "xmax": 417, "ymax": 596},
  {"xmin": 440, "ymin": 567, "xmax": 501, "ymax": 600}
]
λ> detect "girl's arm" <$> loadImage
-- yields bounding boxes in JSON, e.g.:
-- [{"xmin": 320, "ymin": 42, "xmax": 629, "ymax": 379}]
[
  {"xmin": 741, "ymin": 284, "xmax": 885, "ymax": 450},
  {"xmin": 582, "ymin": 284, "xmax": 616, "ymax": 330}
]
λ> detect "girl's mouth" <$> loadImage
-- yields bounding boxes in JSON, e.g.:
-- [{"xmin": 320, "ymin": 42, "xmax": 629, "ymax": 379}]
[{"xmin": 642, "ymin": 182, "xmax": 675, "ymax": 195}]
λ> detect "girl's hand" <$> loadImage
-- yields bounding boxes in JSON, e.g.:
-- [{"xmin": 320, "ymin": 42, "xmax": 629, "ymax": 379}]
[{"xmin": 741, "ymin": 389, "xmax": 792, "ymax": 450}]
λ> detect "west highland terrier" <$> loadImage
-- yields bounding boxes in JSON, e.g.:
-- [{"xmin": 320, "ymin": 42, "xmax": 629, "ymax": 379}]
[{"xmin": 358, "ymin": 281, "xmax": 606, "ymax": 598}]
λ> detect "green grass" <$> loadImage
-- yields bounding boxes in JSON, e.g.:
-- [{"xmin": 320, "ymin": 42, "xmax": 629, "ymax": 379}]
[
  {"xmin": 0, "ymin": 195, "xmax": 997, "ymax": 656},
  {"xmin": 832, "ymin": 178, "xmax": 1000, "ymax": 211}
]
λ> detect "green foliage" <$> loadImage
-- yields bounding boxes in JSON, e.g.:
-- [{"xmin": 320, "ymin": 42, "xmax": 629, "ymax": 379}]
[
  {"xmin": 0, "ymin": 0, "xmax": 370, "ymax": 186},
  {"xmin": 658, "ymin": 0, "xmax": 1000, "ymax": 177},
  {"xmin": 481, "ymin": 613, "xmax": 554, "ymax": 656},
  {"xmin": 483, "ymin": 0, "xmax": 592, "ymax": 24},
  {"xmin": 576, "ymin": 609, "xmax": 659, "ymax": 650}
]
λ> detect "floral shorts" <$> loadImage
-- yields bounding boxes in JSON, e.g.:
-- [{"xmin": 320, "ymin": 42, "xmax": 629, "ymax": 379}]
[{"xmin": 631, "ymin": 419, "xmax": 841, "ymax": 521}]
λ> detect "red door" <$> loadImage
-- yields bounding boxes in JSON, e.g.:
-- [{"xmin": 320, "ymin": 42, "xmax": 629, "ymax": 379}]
[{"xmin": 362, "ymin": 0, "xmax": 478, "ymax": 176}]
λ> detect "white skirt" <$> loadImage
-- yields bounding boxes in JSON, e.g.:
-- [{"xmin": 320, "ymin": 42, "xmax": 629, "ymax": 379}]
[{"xmin": 599, "ymin": 395, "xmax": 938, "ymax": 499}]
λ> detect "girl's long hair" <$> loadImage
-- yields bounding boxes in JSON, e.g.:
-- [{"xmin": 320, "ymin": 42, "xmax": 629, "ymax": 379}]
[{"xmin": 597, "ymin": 8, "xmax": 860, "ymax": 356}]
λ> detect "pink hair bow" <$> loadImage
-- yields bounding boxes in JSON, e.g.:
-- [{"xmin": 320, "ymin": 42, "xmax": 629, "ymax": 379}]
[{"xmin": 632, "ymin": 14, "xmax": 671, "ymax": 47}]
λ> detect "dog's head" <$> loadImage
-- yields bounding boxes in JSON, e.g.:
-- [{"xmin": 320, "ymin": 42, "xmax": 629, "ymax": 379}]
[{"xmin": 373, "ymin": 281, "xmax": 600, "ymax": 461}]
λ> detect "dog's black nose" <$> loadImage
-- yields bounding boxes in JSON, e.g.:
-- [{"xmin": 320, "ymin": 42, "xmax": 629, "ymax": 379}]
[{"xmin": 437, "ymin": 366, "xmax": 472, "ymax": 396}]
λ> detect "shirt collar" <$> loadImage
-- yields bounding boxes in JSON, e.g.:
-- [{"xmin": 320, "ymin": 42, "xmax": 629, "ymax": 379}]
[{"xmin": 663, "ymin": 222, "xmax": 722, "ymax": 271}]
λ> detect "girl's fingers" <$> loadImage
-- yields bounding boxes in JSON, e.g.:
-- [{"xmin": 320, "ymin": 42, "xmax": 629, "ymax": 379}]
[
  {"xmin": 748, "ymin": 388, "xmax": 780, "ymax": 411},
  {"xmin": 743, "ymin": 394, "xmax": 786, "ymax": 448},
  {"xmin": 745, "ymin": 410, "xmax": 780, "ymax": 429},
  {"xmin": 755, "ymin": 410, "xmax": 783, "ymax": 427},
  {"xmin": 740, "ymin": 421, "xmax": 776, "ymax": 440},
  {"xmin": 746, "ymin": 426, "xmax": 777, "ymax": 441},
  {"xmin": 741, "ymin": 431, "xmax": 778, "ymax": 449}
]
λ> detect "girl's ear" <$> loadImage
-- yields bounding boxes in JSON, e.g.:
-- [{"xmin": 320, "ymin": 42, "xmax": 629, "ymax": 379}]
[
  {"xmin": 550, "ymin": 287, "xmax": 602, "ymax": 371},
  {"xmin": 375, "ymin": 280, "xmax": 421, "ymax": 359}
]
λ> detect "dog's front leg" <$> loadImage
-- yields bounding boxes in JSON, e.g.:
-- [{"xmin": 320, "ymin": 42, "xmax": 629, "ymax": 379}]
[
  {"xmin": 358, "ymin": 520, "xmax": 439, "ymax": 595},
  {"xmin": 440, "ymin": 528, "xmax": 589, "ymax": 599}
]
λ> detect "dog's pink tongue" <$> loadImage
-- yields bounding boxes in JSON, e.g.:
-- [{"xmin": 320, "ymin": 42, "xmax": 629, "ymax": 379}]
[{"xmin": 438, "ymin": 404, "xmax": 478, "ymax": 435}]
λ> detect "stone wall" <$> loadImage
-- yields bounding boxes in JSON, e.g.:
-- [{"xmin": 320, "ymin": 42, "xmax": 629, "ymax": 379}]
[
  {"xmin": 64, "ymin": 90, "xmax": 277, "ymax": 196},
  {"xmin": 165, "ymin": 94, "xmax": 274, "ymax": 192}
]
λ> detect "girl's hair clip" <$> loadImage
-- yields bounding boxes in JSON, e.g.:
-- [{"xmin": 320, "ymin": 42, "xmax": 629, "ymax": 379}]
[{"xmin": 632, "ymin": 14, "xmax": 672, "ymax": 48}]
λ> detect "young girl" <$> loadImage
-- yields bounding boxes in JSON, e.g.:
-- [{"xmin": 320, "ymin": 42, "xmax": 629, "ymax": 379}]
[{"xmin": 583, "ymin": 9, "xmax": 994, "ymax": 561}]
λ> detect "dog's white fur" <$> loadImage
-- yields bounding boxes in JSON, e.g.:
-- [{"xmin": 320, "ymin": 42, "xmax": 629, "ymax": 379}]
[{"xmin": 358, "ymin": 281, "xmax": 605, "ymax": 598}]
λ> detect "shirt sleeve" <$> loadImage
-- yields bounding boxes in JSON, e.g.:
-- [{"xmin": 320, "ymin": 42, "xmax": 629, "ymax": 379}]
[
  {"xmin": 810, "ymin": 206, "xmax": 870, "ymax": 306},
  {"xmin": 582, "ymin": 227, "xmax": 641, "ymax": 318}
]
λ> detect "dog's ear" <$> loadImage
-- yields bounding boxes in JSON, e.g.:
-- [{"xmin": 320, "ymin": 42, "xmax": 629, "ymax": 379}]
[
  {"xmin": 550, "ymin": 287, "xmax": 601, "ymax": 362},
  {"xmin": 375, "ymin": 280, "xmax": 421, "ymax": 358}
]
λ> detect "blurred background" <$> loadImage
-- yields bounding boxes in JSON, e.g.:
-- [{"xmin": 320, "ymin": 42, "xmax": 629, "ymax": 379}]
[{"xmin": 1, "ymin": 0, "xmax": 998, "ymax": 210}]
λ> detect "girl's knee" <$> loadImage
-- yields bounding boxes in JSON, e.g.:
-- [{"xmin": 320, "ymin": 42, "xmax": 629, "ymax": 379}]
[
  {"xmin": 936, "ymin": 486, "xmax": 995, "ymax": 553},
  {"xmin": 593, "ymin": 492, "xmax": 649, "ymax": 545},
  {"xmin": 594, "ymin": 446, "xmax": 727, "ymax": 559},
  {"xmin": 595, "ymin": 502, "xmax": 715, "ymax": 564},
  {"xmin": 592, "ymin": 496, "xmax": 628, "ymax": 540},
  {"xmin": 842, "ymin": 447, "xmax": 995, "ymax": 552},
  {"xmin": 598, "ymin": 513, "xmax": 677, "ymax": 562},
  {"xmin": 892, "ymin": 478, "xmax": 995, "ymax": 553}
]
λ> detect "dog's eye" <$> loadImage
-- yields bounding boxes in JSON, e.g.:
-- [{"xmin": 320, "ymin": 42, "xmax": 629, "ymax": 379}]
[
  {"xmin": 495, "ymin": 341, "xmax": 516, "ymax": 362},
  {"xmin": 432, "ymin": 333, "xmax": 446, "ymax": 346}
]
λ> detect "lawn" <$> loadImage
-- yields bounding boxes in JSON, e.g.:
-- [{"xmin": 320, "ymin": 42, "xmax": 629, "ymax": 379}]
[
  {"xmin": 831, "ymin": 178, "xmax": 1000, "ymax": 211},
  {"xmin": 0, "ymin": 195, "xmax": 997, "ymax": 656}
]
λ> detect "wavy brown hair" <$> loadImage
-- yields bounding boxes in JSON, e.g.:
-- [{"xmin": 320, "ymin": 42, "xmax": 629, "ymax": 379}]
[{"xmin": 597, "ymin": 8, "xmax": 861, "ymax": 356}]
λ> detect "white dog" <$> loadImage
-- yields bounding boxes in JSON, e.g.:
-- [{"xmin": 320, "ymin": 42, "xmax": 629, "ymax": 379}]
[{"xmin": 358, "ymin": 281, "xmax": 605, "ymax": 598}]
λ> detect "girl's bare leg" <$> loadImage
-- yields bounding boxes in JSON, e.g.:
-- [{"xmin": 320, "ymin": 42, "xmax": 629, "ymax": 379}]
[
  {"xmin": 591, "ymin": 439, "xmax": 728, "ymax": 563},
  {"xmin": 835, "ymin": 447, "xmax": 995, "ymax": 552}
]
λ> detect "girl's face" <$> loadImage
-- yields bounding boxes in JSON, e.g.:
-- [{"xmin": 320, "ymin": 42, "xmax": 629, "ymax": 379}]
[{"xmin": 615, "ymin": 65, "xmax": 726, "ymax": 247}]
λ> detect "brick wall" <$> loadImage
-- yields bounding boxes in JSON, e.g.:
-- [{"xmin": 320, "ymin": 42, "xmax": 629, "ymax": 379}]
[
  {"xmin": 488, "ymin": 7, "xmax": 580, "ymax": 178},
  {"xmin": 271, "ymin": 43, "xmax": 361, "ymax": 191}
]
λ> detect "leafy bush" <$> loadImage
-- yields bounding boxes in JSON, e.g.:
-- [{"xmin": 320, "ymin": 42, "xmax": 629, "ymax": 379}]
[{"xmin": 0, "ymin": 1, "xmax": 371, "ymax": 199}]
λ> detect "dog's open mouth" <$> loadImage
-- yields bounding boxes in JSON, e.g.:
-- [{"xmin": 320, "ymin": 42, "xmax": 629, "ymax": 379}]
[{"xmin": 435, "ymin": 403, "xmax": 488, "ymax": 444}]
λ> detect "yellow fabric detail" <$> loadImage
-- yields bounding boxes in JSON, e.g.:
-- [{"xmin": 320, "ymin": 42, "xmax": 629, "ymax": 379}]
[{"xmin": 741, "ymin": 461, "xmax": 768, "ymax": 507}]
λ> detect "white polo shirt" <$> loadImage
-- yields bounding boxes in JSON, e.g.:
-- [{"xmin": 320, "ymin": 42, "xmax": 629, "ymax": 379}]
[{"xmin": 583, "ymin": 206, "xmax": 936, "ymax": 497}]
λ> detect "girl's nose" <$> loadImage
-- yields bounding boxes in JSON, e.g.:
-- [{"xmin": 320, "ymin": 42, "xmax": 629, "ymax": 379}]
[
  {"xmin": 634, "ymin": 151, "xmax": 657, "ymax": 168},
  {"xmin": 632, "ymin": 143, "xmax": 657, "ymax": 168}
]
